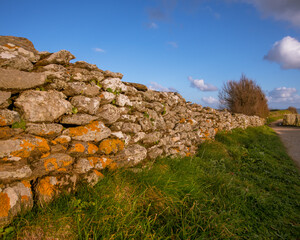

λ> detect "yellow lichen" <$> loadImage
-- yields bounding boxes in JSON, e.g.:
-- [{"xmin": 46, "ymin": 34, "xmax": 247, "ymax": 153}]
[
  {"xmin": 93, "ymin": 169, "xmax": 104, "ymax": 178},
  {"xmin": 69, "ymin": 143, "xmax": 85, "ymax": 153},
  {"xmin": 21, "ymin": 180, "xmax": 31, "ymax": 188},
  {"xmin": 41, "ymin": 152, "xmax": 51, "ymax": 158},
  {"xmin": 37, "ymin": 177, "xmax": 55, "ymax": 197},
  {"xmin": 0, "ymin": 115, "xmax": 7, "ymax": 126},
  {"xmin": 44, "ymin": 158, "xmax": 58, "ymax": 171},
  {"xmin": 87, "ymin": 143, "xmax": 98, "ymax": 154},
  {"xmin": 179, "ymin": 118, "xmax": 186, "ymax": 124},
  {"xmin": 52, "ymin": 136, "xmax": 69, "ymax": 145},
  {"xmin": 0, "ymin": 192, "xmax": 10, "ymax": 217},
  {"xmin": 98, "ymin": 139, "xmax": 124, "ymax": 155}
]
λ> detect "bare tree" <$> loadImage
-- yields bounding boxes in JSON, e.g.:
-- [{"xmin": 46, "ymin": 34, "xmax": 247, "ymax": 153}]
[{"xmin": 219, "ymin": 75, "xmax": 269, "ymax": 118}]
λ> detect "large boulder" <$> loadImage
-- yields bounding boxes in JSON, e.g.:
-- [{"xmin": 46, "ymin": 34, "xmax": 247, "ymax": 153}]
[
  {"xmin": 15, "ymin": 90, "xmax": 72, "ymax": 122},
  {"xmin": 0, "ymin": 36, "xmax": 38, "ymax": 54}
]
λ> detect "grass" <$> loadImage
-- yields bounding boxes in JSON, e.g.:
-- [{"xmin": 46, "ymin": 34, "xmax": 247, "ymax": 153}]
[
  {"xmin": 266, "ymin": 109, "xmax": 293, "ymax": 124},
  {"xmin": 2, "ymin": 126, "xmax": 300, "ymax": 239}
]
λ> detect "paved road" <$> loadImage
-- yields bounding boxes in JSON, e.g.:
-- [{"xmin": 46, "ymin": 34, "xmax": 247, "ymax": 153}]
[{"xmin": 270, "ymin": 120, "xmax": 300, "ymax": 169}]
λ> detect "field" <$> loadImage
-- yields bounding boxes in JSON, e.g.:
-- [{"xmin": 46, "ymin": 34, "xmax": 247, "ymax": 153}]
[{"xmin": 2, "ymin": 126, "xmax": 300, "ymax": 239}]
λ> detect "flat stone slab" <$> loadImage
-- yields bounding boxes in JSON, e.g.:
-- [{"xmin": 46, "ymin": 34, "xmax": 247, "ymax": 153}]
[
  {"xmin": 62, "ymin": 120, "xmax": 111, "ymax": 142},
  {"xmin": 0, "ymin": 69, "xmax": 46, "ymax": 90}
]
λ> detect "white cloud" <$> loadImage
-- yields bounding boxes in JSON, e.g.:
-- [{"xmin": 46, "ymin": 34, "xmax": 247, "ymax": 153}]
[
  {"xmin": 202, "ymin": 96, "xmax": 219, "ymax": 105},
  {"xmin": 264, "ymin": 36, "xmax": 300, "ymax": 69},
  {"xmin": 149, "ymin": 82, "xmax": 178, "ymax": 92},
  {"xmin": 188, "ymin": 76, "xmax": 218, "ymax": 91},
  {"xmin": 243, "ymin": 0, "xmax": 300, "ymax": 27},
  {"xmin": 268, "ymin": 87, "xmax": 300, "ymax": 108},
  {"xmin": 93, "ymin": 48, "xmax": 105, "ymax": 53},
  {"xmin": 147, "ymin": 22, "xmax": 158, "ymax": 29},
  {"xmin": 167, "ymin": 41, "xmax": 178, "ymax": 48}
]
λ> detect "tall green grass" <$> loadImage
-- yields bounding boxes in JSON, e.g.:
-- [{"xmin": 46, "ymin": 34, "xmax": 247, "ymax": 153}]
[{"xmin": 3, "ymin": 126, "xmax": 300, "ymax": 239}]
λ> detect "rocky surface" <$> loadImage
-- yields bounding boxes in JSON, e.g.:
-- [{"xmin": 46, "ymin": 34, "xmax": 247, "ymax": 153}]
[{"xmin": 0, "ymin": 36, "xmax": 265, "ymax": 227}]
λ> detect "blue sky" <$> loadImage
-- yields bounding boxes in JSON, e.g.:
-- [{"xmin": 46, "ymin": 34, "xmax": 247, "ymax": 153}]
[{"xmin": 1, "ymin": 0, "xmax": 300, "ymax": 109}]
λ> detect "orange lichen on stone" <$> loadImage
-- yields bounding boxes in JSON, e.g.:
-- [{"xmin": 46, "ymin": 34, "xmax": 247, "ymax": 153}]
[
  {"xmin": 36, "ymin": 177, "xmax": 55, "ymax": 197},
  {"xmin": 11, "ymin": 139, "xmax": 36, "ymax": 158},
  {"xmin": 69, "ymin": 143, "xmax": 85, "ymax": 153},
  {"xmin": 214, "ymin": 128, "xmax": 218, "ymax": 134},
  {"xmin": 186, "ymin": 152, "xmax": 191, "ymax": 157},
  {"xmin": 0, "ymin": 192, "xmax": 10, "ymax": 217},
  {"xmin": 0, "ymin": 127, "xmax": 13, "ymax": 139},
  {"xmin": 87, "ymin": 156, "xmax": 114, "ymax": 169},
  {"xmin": 0, "ymin": 115, "xmax": 7, "ymax": 126},
  {"xmin": 179, "ymin": 118, "xmax": 186, "ymax": 124},
  {"xmin": 88, "ymin": 156, "xmax": 99, "ymax": 167},
  {"xmin": 100, "ymin": 157, "xmax": 114, "ymax": 168},
  {"xmin": 98, "ymin": 139, "xmax": 124, "ymax": 155},
  {"xmin": 21, "ymin": 180, "xmax": 31, "ymax": 188},
  {"xmin": 87, "ymin": 143, "xmax": 98, "ymax": 154},
  {"xmin": 108, "ymin": 162, "xmax": 117, "ymax": 170},
  {"xmin": 21, "ymin": 195, "xmax": 29, "ymax": 202},
  {"xmin": 44, "ymin": 158, "xmax": 58, "ymax": 171},
  {"xmin": 93, "ymin": 169, "xmax": 104, "ymax": 178},
  {"xmin": 187, "ymin": 119, "xmax": 194, "ymax": 125},
  {"xmin": 2, "ymin": 157, "xmax": 8, "ymax": 161},
  {"xmin": 68, "ymin": 126, "xmax": 89, "ymax": 137},
  {"xmin": 36, "ymin": 137, "xmax": 51, "ymax": 153},
  {"xmin": 62, "ymin": 158, "xmax": 73, "ymax": 167},
  {"xmin": 52, "ymin": 136, "xmax": 70, "ymax": 145},
  {"xmin": 41, "ymin": 152, "xmax": 51, "ymax": 158},
  {"xmin": 3, "ymin": 44, "xmax": 19, "ymax": 49},
  {"xmin": 87, "ymin": 121, "xmax": 102, "ymax": 132}
]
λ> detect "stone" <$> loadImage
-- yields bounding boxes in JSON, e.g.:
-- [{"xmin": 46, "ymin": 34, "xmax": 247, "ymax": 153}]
[
  {"xmin": 51, "ymin": 135, "xmax": 71, "ymax": 145},
  {"xmin": 143, "ymin": 132, "xmax": 161, "ymax": 144},
  {"xmin": 96, "ymin": 104, "xmax": 121, "ymax": 124},
  {"xmin": 41, "ymin": 64, "xmax": 67, "ymax": 72},
  {"xmin": 62, "ymin": 120, "xmax": 111, "ymax": 142},
  {"xmin": 32, "ymin": 153, "xmax": 74, "ymax": 178},
  {"xmin": 123, "ymin": 82, "xmax": 148, "ymax": 92},
  {"xmin": 35, "ymin": 176, "xmax": 58, "ymax": 205},
  {"xmin": 36, "ymin": 50, "xmax": 75, "ymax": 66},
  {"xmin": 113, "ymin": 144, "xmax": 147, "ymax": 167},
  {"xmin": 73, "ymin": 156, "xmax": 114, "ymax": 174},
  {"xmin": 0, "ymin": 91, "xmax": 11, "ymax": 108},
  {"xmin": 102, "ymin": 78, "xmax": 127, "ymax": 92},
  {"xmin": 0, "ymin": 109, "xmax": 20, "ymax": 126},
  {"xmin": 122, "ymin": 122, "xmax": 142, "ymax": 134},
  {"xmin": 25, "ymin": 123, "xmax": 63, "ymax": 137},
  {"xmin": 148, "ymin": 146, "xmax": 163, "ymax": 160},
  {"xmin": 103, "ymin": 70, "xmax": 123, "ymax": 79},
  {"xmin": 67, "ymin": 141, "xmax": 98, "ymax": 155},
  {"xmin": 70, "ymin": 96, "xmax": 101, "ymax": 115},
  {"xmin": 83, "ymin": 170, "xmax": 104, "ymax": 186},
  {"xmin": 15, "ymin": 90, "xmax": 72, "ymax": 122},
  {"xmin": 0, "ymin": 127, "xmax": 23, "ymax": 140},
  {"xmin": 98, "ymin": 138, "xmax": 124, "ymax": 155},
  {"xmin": 0, "ymin": 136, "xmax": 50, "ymax": 161},
  {"xmin": 67, "ymin": 67, "xmax": 104, "ymax": 82},
  {"xmin": 0, "ymin": 50, "xmax": 34, "ymax": 71},
  {"xmin": 0, "ymin": 180, "xmax": 33, "ymax": 227},
  {"xmin": 283, "ymin": 114, "xmax": 298, "ymax": 126},
  {"xmin": 60, "ymin": 113, "xmax": 98, "ymax": 125},
  {"xmin": 99, "ymin": 92, "xmax": 115, "ymax": 104},
  {"xmin": 0, "ymin": 69, "xmax": 46, "ymax": 90},
  {"xmin": 0, "ymin": 162, "xmax": 32, "ymax": 183},
  {"xmin": 116, "ymin": 94, "xmax": 132, "ymax": 107},
  {"xmin": 0, "ymin": 36, "xmax": 38, "ymax": 54},
  {"xmin": 73, "ymin": 61, "xmax": 100, "ymax": 71},
  {"xmin": 131, "ymin": 132, "xmax": 146, "ymax": 143},
  {"xmin": 120, "ymin": 114, "xmax": 137, "ymax": 122},
  {"xmin": 63, "ymin": 82, "xmax": 101, "ymax": 97}
]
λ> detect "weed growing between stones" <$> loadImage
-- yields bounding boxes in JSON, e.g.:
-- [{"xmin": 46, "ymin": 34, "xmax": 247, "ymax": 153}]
[
  {"xmin": 3, "ymin": 126, "xmax": 300, "ymax": 239},
  {"xmin": 11, "ymin": 119, "xmax": 26, "ymax": 130}
]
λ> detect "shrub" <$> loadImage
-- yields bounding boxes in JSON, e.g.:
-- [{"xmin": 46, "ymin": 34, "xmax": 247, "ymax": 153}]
[
  {"xmin": 287, "ymin": 106, "xmax": 298, "ymax": 114},
  {"xmin": 218, "ymin": 75, "xmax": 269, "ymax": 118}
]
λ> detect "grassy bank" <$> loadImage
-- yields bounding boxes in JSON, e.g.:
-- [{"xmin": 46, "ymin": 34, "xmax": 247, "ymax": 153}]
[{"xmin": 2, "ymin": 126, "xmax": 300, "ymax": 239}]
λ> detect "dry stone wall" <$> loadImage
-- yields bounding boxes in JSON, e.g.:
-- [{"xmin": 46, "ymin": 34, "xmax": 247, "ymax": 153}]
[
  {"xmin": 283, "ymin": 114, "xmax": 300, "ymax": 126},
  {"xmin": 0, "ymin": 36, "xmax": 265, "ymax": 227}
]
